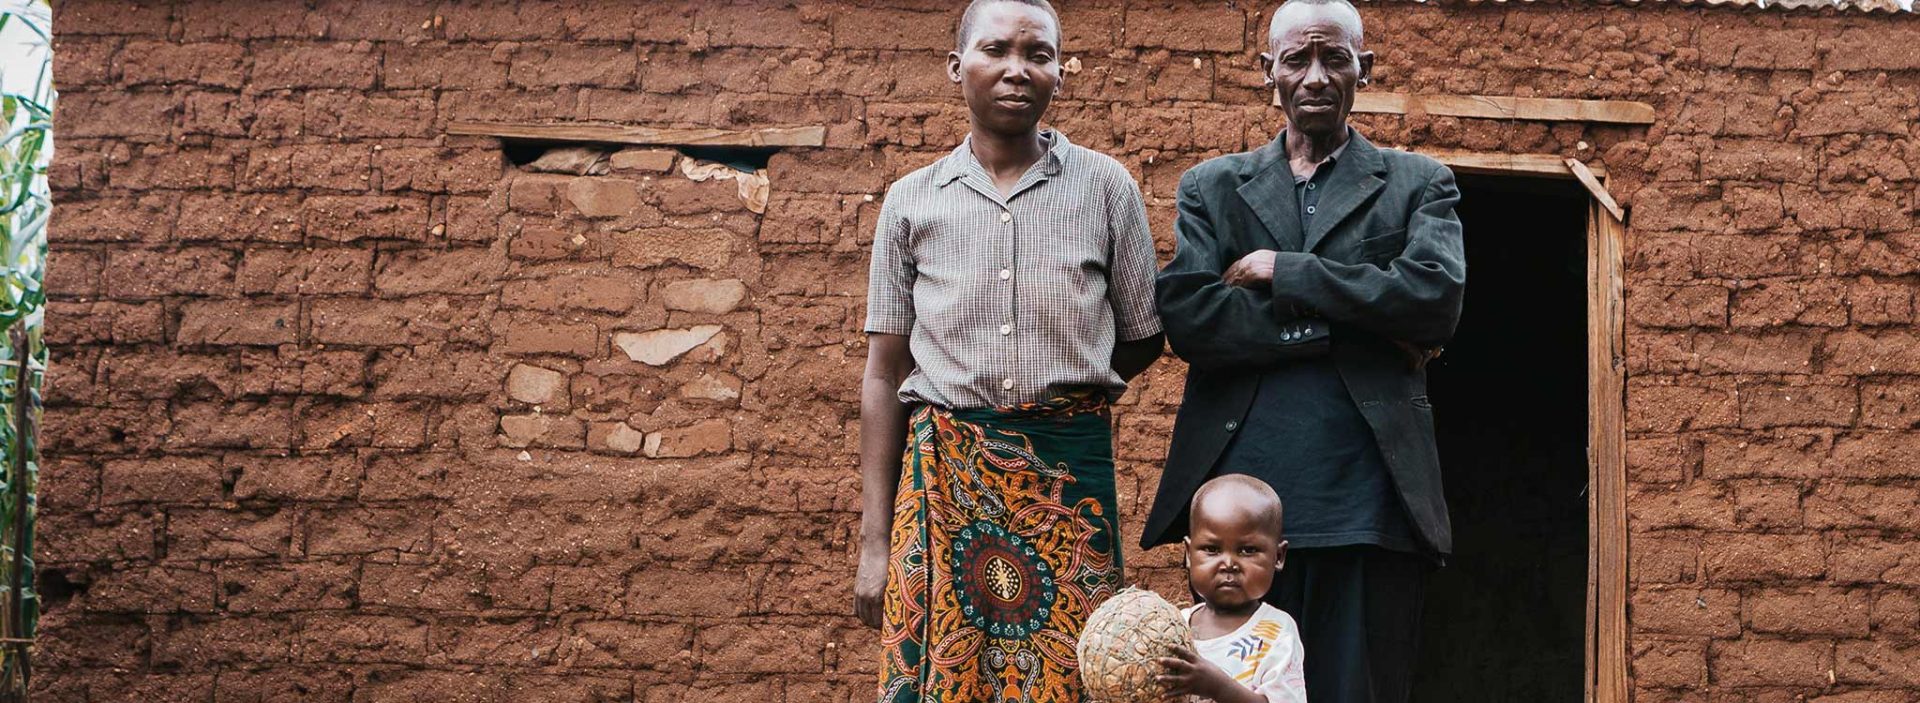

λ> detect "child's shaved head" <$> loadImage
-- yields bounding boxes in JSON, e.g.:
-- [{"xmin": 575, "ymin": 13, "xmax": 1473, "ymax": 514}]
[{"xmin": 1189, "ymin": 474, "xmax": 1285, "ymax": 539}]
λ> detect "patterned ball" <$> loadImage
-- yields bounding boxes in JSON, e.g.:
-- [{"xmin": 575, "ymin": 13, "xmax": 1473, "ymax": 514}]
[{"xmin": 1077, "ymin": 587, "xmax": 1193, "ymax": 703}]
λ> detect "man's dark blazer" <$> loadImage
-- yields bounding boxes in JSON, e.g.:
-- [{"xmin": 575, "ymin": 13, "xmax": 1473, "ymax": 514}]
[{"xmin": 1140, "ymin": 130, "xmax": 1466, "ymax": 555}]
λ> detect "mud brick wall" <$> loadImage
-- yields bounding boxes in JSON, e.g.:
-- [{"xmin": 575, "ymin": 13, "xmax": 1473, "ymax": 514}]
[{"xmin": 36, "ymin": 0, "xmax": 1920, "ymax": 700}]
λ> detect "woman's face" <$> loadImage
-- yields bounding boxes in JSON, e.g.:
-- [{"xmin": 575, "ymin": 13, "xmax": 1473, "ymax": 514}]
[{"xmin": 948, "ymin": 2, "xmax": 1062, "ymax": 138}]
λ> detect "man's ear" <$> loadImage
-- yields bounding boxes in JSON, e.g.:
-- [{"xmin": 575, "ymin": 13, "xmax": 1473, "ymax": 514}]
[
  {"xmin": 948, "ymin": 51, "xmax": 965, "ymax": 84},
  {"xmin": 1258, "ymin": 51, "xmax": 1276, "ymax": 87},
  {"xmin": 1357, "ymin": 50, "xmax": 1375, "ymax": 87},
  {"xmin": 1275, "ymin": 539, "xmax": 1289, "ymax": 572}
]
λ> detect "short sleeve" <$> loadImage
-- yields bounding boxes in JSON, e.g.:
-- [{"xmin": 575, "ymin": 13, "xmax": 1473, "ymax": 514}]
[
  {"xmin": 863, "ymin": 188, "xmax": 915, "ymax": 335},
  {"xmin": 1252, "ymin": 614, "xmax": 1310, "ymax": 703},
  {"xmin": 1104, "ymin": 168, "xmax": 1164, "ymax": 342}
]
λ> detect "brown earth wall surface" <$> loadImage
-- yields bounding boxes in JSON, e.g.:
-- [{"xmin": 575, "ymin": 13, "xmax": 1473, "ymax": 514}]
[{"xmin": 35, "ymin": 0, "xmax": 1920, "ymax": 700}]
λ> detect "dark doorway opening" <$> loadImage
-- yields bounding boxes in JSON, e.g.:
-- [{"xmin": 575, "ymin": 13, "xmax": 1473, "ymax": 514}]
[{"xmin": 1411, "ymin": 174, "xmax": 1590, "ymax": 702}]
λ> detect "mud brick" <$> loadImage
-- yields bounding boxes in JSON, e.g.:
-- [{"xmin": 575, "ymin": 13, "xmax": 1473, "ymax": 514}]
[
  {"xmin": 61, "ymin": 194, "xmax": 176, "ymax": 243},
  {"xmin": 211, "ymin": 668, "xmax": 356, "ymax": 703},
  {"xmin": 104, "ymin": 247, "xmax": 237, "ymax": 299},
  {"xmin": 1123, "ymin": 4, "xmax": 1247, "ymax": 52},
  {"xmin": 1746, "ymin": 587, "xmax": 1872, "ymax": 637},
  {"xmin": 38, "ymin": 509, "xmax": 160, "ymax": 564},
  {"xmin": 703, "ymin": 4, "xmax": 829, "ymax": 48},
  {"xmin": 1830, "ymin": 537, "xmax": 1920, "ymax": 586},
  {"xmin": 288, "ymin": 613, "xmax": 430, "ymax": 664},
  {"xmin": 235, "ymin": 247, "xmax": 373, "ymax": 295},
  {"xmin": 249, "ymin": 42, "xmax": 379, "ymax": 90},
  {"xmin": 233, "ymin": 348, "xmax": 369, "ymax": 398},
  {"xmin": 168, "ymin": 399, "xmax": 299, "ymax": 450},
  {"xmin": 382, "ymin": 42, "xmax": 510, "ymax": 90},
  {"xmin": 117, "ymin": 41, "xmax": 246, "ymax": 88},
  {"xmin": 59, "ymin": 90, "xmax": 181, "ymax": 139},
  {"xmin": 301, "ymin": 507, "xmax": 430, "ymax": 557},
  {"xmin": 1806, "ymin": 482, "xmax": 1920, "ymax": 530},
  {"xmin": 1709, "ymin": 637, "xmax": 1834, "ymax": 687},
  {"xmin": 164, "ymin": 507, "xmax": 296, "ymax": 561},
  {"xmin": 303, "ymin": 92, "xmax": 438, "ymax": 139},
  {"xmin": 178, "ymin": 193, "xmax": 303, "ymax": 242},
  {"xmin": 555, "ymin": 620, "xmax": 696, "ymax": 672},
  {"xmin": 1630, "ymin": 587, "xmax": 1740, "ymax": 637},
  {"xmin": 510, "ymin": 44, "xmax": 637, "ymax": 88},
  {"xmin": 1703, "ymin": 532, "xmax": 1827, "ymax": 582},
  {"xmin": 494, "ymin": 316, "xmax": 600, "ymax": 357},
  {"xmin": 83, "ymin": 565, "xmax": 218, "ymax": 614},
  {"xmin": 375, "ymin": 146, "xmax": 502, "ymax": 194},
  {"xmin": 100, "ymin": 456, "xmax": 223, "ymax": 505},
  {"xmin": 310, "ymin": 298, "xmax": 494, "ymax": 347},
  {"xmin": 368, "ymin": 349, "xmax": 503, "ymax": 400},
  {"xmin": 177, "ymin": 301, "xmax": 297, "ymax": 347},
  {"xmin": 227, "ymin": 453, "xmax": 361, "ymax": 502},
  {"xmin": 216, "ymin": 560, "xmax": 356, "ymax": 612},
  {"xmin": 304, "ymin": 195, "xmax": 431, "ymax": 241},
  {"xmin": 373, "ymin": 248, "xmax": 507, "ymax": 296}
]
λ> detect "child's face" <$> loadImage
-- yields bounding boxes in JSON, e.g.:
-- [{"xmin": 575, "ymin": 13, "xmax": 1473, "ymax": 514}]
[{"xmin": 1185, "ymin": 506, "xmax": 1286, "ymax": 610}]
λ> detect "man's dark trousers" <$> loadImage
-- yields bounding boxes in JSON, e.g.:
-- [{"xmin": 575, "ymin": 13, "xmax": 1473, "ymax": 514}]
[{"xmin": 1266, "ymin": 546, "xmax": 1431, "ymax": 703}]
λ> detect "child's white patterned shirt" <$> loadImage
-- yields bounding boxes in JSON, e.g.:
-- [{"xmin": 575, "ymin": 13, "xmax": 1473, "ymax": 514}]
[{"xmin": 1183, "ymin": 602, "xmax": 1308, "ymax": 703}]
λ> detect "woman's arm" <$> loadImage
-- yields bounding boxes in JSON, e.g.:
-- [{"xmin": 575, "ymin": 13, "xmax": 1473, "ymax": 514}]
[
  {"xmin": 1112, "ymin": 333, "xmax": 1165, "ymax": 382},
  {"xmin": 853, "ymin": 333, "xmax": 915, "ymax": 628}
]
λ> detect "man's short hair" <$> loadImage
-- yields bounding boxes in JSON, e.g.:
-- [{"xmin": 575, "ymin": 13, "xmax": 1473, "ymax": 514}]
[
  {"xmin": 955, "ymin": 0, "xmax": 1062, "ymax": 52},
  {"xmin": 1268, "ymin": 0, "xmax": 1366, "ymax": 49}
]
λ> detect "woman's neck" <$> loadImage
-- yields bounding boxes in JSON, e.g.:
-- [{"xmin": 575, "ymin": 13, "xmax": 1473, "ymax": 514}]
[{"xmin": 969, "ymin": 127, "xmax": 1046, "ymax": 190}]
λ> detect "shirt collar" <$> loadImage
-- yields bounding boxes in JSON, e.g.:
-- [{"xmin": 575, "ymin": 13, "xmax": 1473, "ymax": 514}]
[
  {"xmin": 936, "ymin": 129, "xmax": 1069, "ymax": 187},
  {"xmin": 1285, "ymin": 127, "xmax": 1353, "ymax": 183}
]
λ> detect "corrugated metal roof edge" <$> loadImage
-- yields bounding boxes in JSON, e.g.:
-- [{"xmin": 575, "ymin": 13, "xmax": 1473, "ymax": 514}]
[{"xmin": 1361, "ymin": 0, "xmax": 1914, "ymax": 14}]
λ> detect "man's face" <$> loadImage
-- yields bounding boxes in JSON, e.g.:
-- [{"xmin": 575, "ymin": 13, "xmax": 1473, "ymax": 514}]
[
  {"xmin": 1184, "ymin": 503, "xmax": 1286, "ymax": 610},
  {"xmin": 949, "ymin": 2, "xmax": 1062, "ymax": 137},
  {"xmin": 1263, "ymin": 4, "xmax": 1373, "ymax": 139}
]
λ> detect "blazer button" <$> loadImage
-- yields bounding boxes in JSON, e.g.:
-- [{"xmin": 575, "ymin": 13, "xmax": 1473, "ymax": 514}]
[{"xmin": 1225, "ymin": 420, "xmax": 1239, "ymax": 431}]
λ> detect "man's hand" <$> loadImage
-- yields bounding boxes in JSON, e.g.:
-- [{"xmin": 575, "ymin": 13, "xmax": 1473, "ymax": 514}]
[
  {"xmin": 1222, "ymin": 250, "xmax": 1278, "ymax": 289},
  {"xmin": 1156, "ymin": 644, "xmax": 1262, "ymax": 702},
  {"xmin": 853, "ymin": 540, "xmax": 889, "ymax": 628},
  {"xmin": 1391, "ymin": 340, "xmax": 1442, "ymax": 371}
]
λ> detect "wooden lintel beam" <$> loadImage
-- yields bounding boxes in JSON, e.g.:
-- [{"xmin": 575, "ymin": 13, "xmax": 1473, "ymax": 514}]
[
  {"xmin": 1413, "ymin": 150, "xmax": 1607, "ymax": 179},
  {"xmin": 446, "ymin": 121, "xmax": 827, "ymax": 147},
  {"xmin": 1274, "ymin": 92, "xmax": 1657, "ymax": 125}
]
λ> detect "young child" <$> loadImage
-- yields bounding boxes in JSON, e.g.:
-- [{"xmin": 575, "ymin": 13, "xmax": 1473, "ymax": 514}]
[{"xmin": 1155, "ymin": 474, "xmax": 1307, "ymax": 703}]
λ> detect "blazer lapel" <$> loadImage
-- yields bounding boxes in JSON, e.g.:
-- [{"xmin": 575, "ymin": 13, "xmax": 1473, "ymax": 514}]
[
  {"xmin": 1302, "ymin": 133, "xmax": 1388, "ymax": 254},
  {"xmin": 1234, "ymin": 137, "xmax": 1303, "ymax": 252}
]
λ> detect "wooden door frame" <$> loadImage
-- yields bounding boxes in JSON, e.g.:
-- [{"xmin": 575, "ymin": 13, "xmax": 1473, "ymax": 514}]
[{"xmin": 1422, "ymin": 151, "xmax": 1629, "ymax": 703}]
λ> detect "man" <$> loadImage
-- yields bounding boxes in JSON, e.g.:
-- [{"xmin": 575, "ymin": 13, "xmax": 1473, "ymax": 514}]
[
  {"xmin": 851, "ymin": 0, "xmax": 1165, "ymax": 700},
  {"xmin": 1141, "ymin": 1, "xmax": 1466, "ymax": 701}
]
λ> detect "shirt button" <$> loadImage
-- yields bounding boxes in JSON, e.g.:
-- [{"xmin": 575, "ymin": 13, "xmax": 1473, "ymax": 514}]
[
  {"xmin": 1000, "ymin": 211, "xmax": 1012, "ymax": 223},
  {"xmin": 1306, "ymin": 205, "xmax": 1317, "ymax": 215},
  {"xmin": 1225, "ymin": 420, "xmax": 1239, "ymax": 431},
  {"xmin": 1307, "ymin": 183, "xmax": 1316, "ymax": 190},
  {"xmin": 999, "ymin": 324, "xmax": 1012, "ymax": 336},
  {"xmin": 999, "ymin": 268, "xmax": 1012, "ymax": 281},
  {"xmin": 1002, "ymin": 378, "xmax": 1015, "ymax": 390}
]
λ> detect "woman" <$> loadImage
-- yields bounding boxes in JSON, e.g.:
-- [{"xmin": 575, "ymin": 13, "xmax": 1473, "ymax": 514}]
[{"xmin": 850, "ymin": 1, "xmax": 1164, "ymax": 700}]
